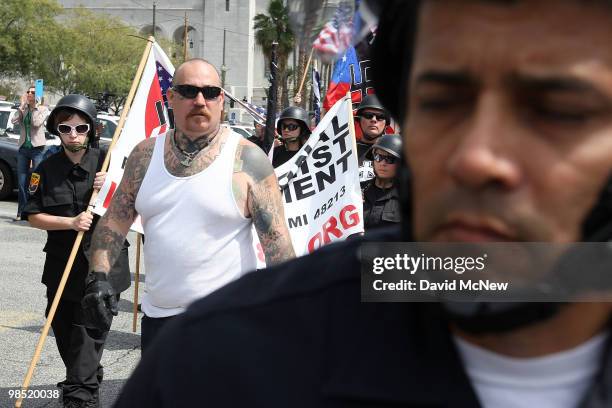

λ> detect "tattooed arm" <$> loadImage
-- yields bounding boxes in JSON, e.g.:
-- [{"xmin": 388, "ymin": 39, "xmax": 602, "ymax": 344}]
[
  {"xmin": 234, "ymin": 140, "xmax": 295, "ymax": 266},
  {"xmin": 89, "ymin": 138, "xmax": 155, "ymax": 273}
]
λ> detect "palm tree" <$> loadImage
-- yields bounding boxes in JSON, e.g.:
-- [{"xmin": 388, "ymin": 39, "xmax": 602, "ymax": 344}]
[{"xmin": 253, "ymin": 0, "xmax": 295, "ymax": 109}]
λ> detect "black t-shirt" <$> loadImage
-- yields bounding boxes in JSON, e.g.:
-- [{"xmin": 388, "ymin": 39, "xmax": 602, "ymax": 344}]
[{"xmin": 272, "ymin": 145, "xmax": 299, "ymax": 168}]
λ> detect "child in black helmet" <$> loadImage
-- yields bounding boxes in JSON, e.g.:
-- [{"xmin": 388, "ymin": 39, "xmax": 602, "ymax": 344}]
[{"xmin": 21, "ymin": 94, "xmax": 130, "ymax": 408}]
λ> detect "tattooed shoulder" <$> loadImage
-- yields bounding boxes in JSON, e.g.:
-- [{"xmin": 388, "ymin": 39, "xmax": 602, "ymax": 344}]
[
  {"xmin": 234, "ymin": 140, "xmax": 274, "ymax": 183},
  {"xmin": 124, "ymin": 138, "xmax": 156, "ymax": 188}
]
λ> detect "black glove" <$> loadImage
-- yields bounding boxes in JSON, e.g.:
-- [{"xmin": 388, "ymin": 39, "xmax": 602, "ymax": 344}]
[{"xmin": 81, "ymin": 272, "xmax": 118, "ymax": 331}]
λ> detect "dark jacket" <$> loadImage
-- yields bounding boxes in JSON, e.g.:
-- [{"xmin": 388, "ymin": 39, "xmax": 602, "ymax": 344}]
[
  {"xmin": 22, "ymin": 148, "xmax": 130, "ymax": 300},
  {"xmin": 362, "ymin": 179, "xmax": 401, "ymax": 230},
  {"xmin": 115, "ymin": 228, "xmax": 612, "ymax": 407}
]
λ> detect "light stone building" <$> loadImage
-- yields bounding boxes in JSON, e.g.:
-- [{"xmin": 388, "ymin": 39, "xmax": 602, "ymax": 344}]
[{"xmin": 58, "ymin": 0, "xmax": 270, "ymax": 105}]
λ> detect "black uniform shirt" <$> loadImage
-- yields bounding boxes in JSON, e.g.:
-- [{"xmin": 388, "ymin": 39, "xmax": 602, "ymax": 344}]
[
  {"xmin": 22, "ymin": 148, "xmax": 130, "ymax": 299},
  {"xmin": 23, "ymin": 148, "xmax": 102, "ymax": 258},
  {"xmin": 362, "ymin": 180, "xmax": 401, "ymax": 230}
]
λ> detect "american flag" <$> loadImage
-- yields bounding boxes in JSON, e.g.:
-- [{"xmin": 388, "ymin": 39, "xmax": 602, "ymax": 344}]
[
  {"xmin": 312, "ymin": 1, "xmax": 353, "ymax": 59},
  {"xmin": 154, "ymin": 61, "xmax": 174, "ymax": 130}
]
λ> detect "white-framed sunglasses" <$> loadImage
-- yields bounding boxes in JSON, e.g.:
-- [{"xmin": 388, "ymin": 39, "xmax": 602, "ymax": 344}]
[{"xmin": 57, "ymin": 123, "xmax": 90, "ymax": 135}]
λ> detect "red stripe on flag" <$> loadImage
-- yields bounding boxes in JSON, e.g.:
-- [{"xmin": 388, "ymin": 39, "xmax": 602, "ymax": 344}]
[
  {"xmin": 103, "ymin": 182, "xmax": 117, "ymax": 209},
  {"xmin": 323, "ymin": 82, "xmax": 351, "ymax": 111}
]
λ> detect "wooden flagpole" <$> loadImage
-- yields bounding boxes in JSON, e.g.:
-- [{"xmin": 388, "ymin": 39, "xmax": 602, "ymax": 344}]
[
  {"xmin": 15, "ymin": 36, "xmax": 155, "ymax": 408},
  {"xmin": 293, "ymin": 48, "xmax": 315, "ymax": 105},
  {"xmin": 132, "ymin": 233, "xmax": 142, "ymax": 332}
]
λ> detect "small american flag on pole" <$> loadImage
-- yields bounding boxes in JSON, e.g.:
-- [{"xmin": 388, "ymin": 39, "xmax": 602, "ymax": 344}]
[{"xmin": 312, "ymin": 1, "xmax": 353, "ymax": 59}]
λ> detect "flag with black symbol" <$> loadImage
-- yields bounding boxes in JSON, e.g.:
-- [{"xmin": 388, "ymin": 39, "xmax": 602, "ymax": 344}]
[{"xmin": 93, "ymin": 41, "xmax": 175, "ymax": 232}]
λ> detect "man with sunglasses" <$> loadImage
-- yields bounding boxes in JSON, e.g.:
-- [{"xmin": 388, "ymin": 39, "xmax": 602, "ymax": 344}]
[
  {"xmin": 362, "ymin": 134, "xmax": 402, "ymax": 230},
  {"xmin": 12, "ymin": 85, "xmax": 49, "ymax": 221},
  {"xmin": 355, "ymin": 94, "xmax": 389, "ymax": 182},
  {"xmin": 83, "ymin": 58, "xmax": 295, "ymax": 351}
]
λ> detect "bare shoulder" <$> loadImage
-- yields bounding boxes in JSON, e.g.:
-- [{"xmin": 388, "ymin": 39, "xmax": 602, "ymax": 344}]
[{"xmin": 234, "ymin": 137, "xmax": 274, "ymax": 183}]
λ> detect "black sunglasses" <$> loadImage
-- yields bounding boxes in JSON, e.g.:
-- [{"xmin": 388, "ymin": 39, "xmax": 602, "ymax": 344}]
[
  {"xmin": 373, "ymin": 153, "xmax": 397, "ymax": 164},
  {"xmin": 26, "ymin": 91, "xmax": 35, "ymax": 95},
  {"xmin": 173, "ymin": 84, "xmax": 222, "ymax": 100},
  {"xmin": 361, "ymin": 112, "xmax": 387, "ymax": 122},
  {"xmin": 281, "ymin": 123, "xmax": 300, "ymax": 131},
  {"xmin": 58, "ymin": 123, "xmax": 90, "ymax": 135}
]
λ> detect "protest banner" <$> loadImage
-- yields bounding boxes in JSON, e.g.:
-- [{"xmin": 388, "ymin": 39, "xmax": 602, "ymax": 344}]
[{"xmin": 275, "ymin": 95, "xmax": 363, "ymax": 256}]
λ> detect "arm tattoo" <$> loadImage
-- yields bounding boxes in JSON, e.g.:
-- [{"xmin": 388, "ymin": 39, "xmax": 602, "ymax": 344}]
[
  {"xmin": 90, "ymin": 139, "xmax": 154, "ymax": 273},
  {"xmin": 90, "ymin": 225, "xmax": 126, "ymax": 272},
  {"xmin": 236, "ymin": 144, "xmax": 274, "ymax": 182},
  {"xmin": 240, "ymin": 143, "xmax": 295, "ymax": 265}
]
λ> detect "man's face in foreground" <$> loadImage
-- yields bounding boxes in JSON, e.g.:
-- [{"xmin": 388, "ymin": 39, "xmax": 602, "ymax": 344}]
[{"xmin": 406, "ymin": 0, "xmax": 612, "ymax": 242}]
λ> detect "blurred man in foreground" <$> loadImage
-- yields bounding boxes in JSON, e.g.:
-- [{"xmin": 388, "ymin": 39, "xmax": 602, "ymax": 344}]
[{"xmin": 115, "ymin": 2, "xmax": 612, "ymax": 407}]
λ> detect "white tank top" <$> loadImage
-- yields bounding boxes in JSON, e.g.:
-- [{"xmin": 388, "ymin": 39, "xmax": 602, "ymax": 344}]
[{"xmin": 135, "ymin": 130, "xmax": 256, "ymax": 317}]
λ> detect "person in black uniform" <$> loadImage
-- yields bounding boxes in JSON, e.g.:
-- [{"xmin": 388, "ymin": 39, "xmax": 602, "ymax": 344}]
[
  {"xmin": 112, "ymin": 1, "xmax": 612, "ymax": 407},
  {"xmin": 354, "ymin": 94, "xmax": 389, "ymax": 182},
  {"xmin": 272, "ymin": 106, "xmax": 311, "ymax": 168},
  {"xmin": 362, "ymin": 134, "xmax": 402, "ymax": 230},
  {"xmin": 22, "ymin": 95, "xmax": 130, "ymax": 408}
]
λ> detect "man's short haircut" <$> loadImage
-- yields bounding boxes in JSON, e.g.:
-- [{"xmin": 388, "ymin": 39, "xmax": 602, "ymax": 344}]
[{"xmin": 172, "ymin": 58, "xmax": 221, "ymax": 86}]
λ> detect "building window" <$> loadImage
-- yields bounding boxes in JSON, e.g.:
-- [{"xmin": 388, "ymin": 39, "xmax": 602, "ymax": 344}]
[{"xmin": 226, "ymin": 0, "xmax": 230, "ymax": 11}]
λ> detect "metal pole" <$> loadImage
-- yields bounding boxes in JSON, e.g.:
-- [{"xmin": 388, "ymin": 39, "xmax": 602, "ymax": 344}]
[
  {"xmin": 221, "ymin": 29, "xmax": 227, "ymax": 89},
  {"xmin": 264, "ymin": 41, "xmax": 279, "ymax": 154},
  {"xmin": 152, "ymin": 1, "xmax": 156, "ymax": 37},
  {"xmin": 183, "ymin": 12, "xmax": 188, "ymax": 61}
]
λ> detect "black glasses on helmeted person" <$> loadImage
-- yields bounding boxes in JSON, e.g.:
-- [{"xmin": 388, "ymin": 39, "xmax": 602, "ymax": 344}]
[
  {"xmin": 281, "ymin": 123, "xmax": 300, "ymax": 131},
  {"xmin": 373, "ymin": 153, "xmax": 397, "ymax": 164},
  {"xmin": 58, "ymin": 124, "xmax": 90, "ymax": 134},
  {"xmin": 361, "ymin": 112, "xmax": 387, "ymax": 122},
  {"xmin": 172, "ymin": 85, "xmax": 222, "ymax": 100}
]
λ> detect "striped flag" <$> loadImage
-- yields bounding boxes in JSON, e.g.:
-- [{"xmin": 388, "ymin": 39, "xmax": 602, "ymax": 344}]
[{"xmin": 312, "ymin": 1, "xmax": 353, "ymax": 59}]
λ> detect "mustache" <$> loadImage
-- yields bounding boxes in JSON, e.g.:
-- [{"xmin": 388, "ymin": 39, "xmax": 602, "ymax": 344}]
[{"xmin": 188, "ymin": 109, "xmax": 210, "ymax": 118}]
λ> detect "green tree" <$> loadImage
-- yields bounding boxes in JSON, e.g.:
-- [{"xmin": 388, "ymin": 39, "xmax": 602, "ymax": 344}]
[
  {"xmin": 0, "ymin": 0, "xmax": 63, "ymax": 76},
  {"xmin": 254, "ymin": 0, "xmax": 295, "ymax": 109}
]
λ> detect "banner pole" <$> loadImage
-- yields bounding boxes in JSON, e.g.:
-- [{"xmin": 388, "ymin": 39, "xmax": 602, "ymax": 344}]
[
  {"xmin": 132, "ymin": 233, "xmax": 142, "ymax": 333},
  {"xmin": 15, "ymin": 36, "xmax": 155, "ymax": 408},
  {"xmin": 346, "ymin": 92, "xmax": 358, "ymax": 158}
]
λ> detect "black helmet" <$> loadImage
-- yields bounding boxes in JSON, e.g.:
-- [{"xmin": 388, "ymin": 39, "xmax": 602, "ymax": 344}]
[
  {"xmin": 276, "ymin": 106, "xmax": 311, "ymax": 135},
  {"xmin": 356, "ymin": 94, "xmax": 389, "ymax": 125},
  {"xmin": 371, "ymin": 134, "xmax": 402, "ymax": 158},
  {"xmin": 47, "ymin": 94, "xmax": 98, "ymax": 141}
]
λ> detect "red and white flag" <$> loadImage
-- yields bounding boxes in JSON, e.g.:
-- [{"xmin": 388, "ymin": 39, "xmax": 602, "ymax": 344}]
[{"xmin": 93, "ymin": 41, "xmax": 174, "ymax": 233}]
